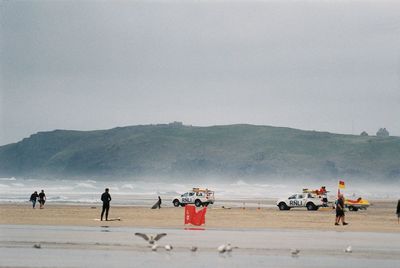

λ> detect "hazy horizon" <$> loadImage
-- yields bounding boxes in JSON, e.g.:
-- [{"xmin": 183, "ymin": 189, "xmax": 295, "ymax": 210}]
[
  {"xmin": 1, "ymin": 1, "xmax": 400, "ymax": 145},
  {"xmin": 1, "ymin": 175, "xmax": 399, "ymax": 203}
]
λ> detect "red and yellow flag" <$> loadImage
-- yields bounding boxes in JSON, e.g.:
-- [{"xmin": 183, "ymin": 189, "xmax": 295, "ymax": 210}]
[{"xmin": 338, "ymin": 180, "xmax": 345, "ymax": 189}]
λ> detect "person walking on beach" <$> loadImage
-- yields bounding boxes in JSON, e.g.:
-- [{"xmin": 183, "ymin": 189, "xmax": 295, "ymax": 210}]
[
  {"xmin": 397, "ymin": 200, "xmax": 400, "ymax": 224},
  {"xmin": 335, "ymin": 194, "xmax": 348, "ymax": 226},
  {"xmin": 38, "ymin": 190, "xmax": 46, "ymax": 209},
  {"xmin": 101, "ymin": 188, "xmax": 112, "ymax": 221},
  {"xmin": 157, "ymin": 196, "xmax": 162, "ymax": 209},
  {"xmin": 30, "ymin": 191, "xmax": 39, "ymax": 209}
]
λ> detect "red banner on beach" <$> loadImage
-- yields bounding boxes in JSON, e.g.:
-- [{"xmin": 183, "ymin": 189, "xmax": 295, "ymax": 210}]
[{"xmin": 184, "ymin": 205, "xmax": 207, "ymax": 226}]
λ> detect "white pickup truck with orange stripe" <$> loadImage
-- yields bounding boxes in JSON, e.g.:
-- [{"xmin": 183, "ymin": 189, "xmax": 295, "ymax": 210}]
[
  {"xmin": 276, "ymin": 193, "xmax": 324, "ymax": 211},
  {"xmin": 173, "ymin": 188, "xmax": 215, "ymax": 207}
]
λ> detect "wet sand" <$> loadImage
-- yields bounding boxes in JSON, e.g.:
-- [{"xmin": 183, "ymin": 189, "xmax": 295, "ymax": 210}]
[
  {"xmin": 0, "ymin": 200, "xmax": 398, "ymax": 232},
  {"xmin": 1, "ymin": 201, "xmax": 399, "ymax": 268},
  {"xmin": 1, "ymin": 224, "xmax": 400, "ymax": 268}
]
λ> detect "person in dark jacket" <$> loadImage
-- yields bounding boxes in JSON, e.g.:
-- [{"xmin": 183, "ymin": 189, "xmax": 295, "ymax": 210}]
[
  {"xmin": 397, "ymin": 200, "xmax": 400, "ymax": 223},
  {"xmin": 30, "ymin": 191, "xmax": 39, "ymax": 209},
  {"xmin": 100, "ymin": 188, "xmax": 112, "ymax": 221}
]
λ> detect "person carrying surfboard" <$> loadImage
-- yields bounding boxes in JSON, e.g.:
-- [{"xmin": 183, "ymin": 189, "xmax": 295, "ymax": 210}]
[
  {"xmin": 157, "ymin": 196, "xmax": 162, "ymax": 209},
  {"xmin": 151, "ymin": 196, "xmax": 162, "ymax": 209}
]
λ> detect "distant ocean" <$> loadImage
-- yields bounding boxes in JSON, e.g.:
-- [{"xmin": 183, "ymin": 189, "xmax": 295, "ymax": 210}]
[{"xmin": 0, "ymin": 177, "xmax": 398, "ymax": 206}]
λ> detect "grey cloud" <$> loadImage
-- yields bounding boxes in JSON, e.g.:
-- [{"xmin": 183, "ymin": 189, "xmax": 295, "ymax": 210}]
[{"xmin": 1, "ymin": 1, "xmax": 400, "ymax": 145}]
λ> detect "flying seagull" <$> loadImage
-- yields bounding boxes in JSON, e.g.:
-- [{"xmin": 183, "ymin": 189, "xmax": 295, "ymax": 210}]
[
  {"xmin": 345, "ymin": 246, "xmax": 352, "ymax": 253},
  {"xmin": 135, "ymin": 233, "xmax": 167, "ymax": 245}
]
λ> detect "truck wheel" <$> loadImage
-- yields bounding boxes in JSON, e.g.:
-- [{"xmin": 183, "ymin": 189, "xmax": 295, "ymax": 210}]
[
  {"xmin": 173, "ymin": 199, "xmax": 180, "ymax": 207},
  {"xmin": 306, "ymin": 202, "xmax": 317, "ymax": 211},
  {"xmin": 278, "ymin": 202, "xmax": 288, "ymax": 211},
  {"xmin": 195, "ymin": 199, "xmax": 202, "ymax": 207}
]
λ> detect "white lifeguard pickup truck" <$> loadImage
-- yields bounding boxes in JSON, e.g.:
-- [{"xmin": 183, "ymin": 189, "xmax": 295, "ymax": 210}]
[
  {"xmin": 276, "ymin": 193, "xmax": 324, "ymax": 211},
  {"xmin": 173, "ymin": 188, "xmax": 215, "ymax": 207}
]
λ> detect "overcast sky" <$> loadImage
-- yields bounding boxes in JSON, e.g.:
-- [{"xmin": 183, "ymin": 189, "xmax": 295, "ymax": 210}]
[{"xmin": 1, "ymin": 0, "xmax": 400, "ymax": 145}]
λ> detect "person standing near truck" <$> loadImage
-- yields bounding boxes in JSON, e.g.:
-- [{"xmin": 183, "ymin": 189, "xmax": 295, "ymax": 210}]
[
  {"xmin": 100, "ymin": 188, "xmax": 112, "ymax": 221},
  {"xmin": 397, "ymin": 200, "xmax": 400, "ymax": 224}
]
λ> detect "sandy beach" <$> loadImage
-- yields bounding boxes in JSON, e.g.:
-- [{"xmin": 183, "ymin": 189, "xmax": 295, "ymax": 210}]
[
  {"xmin": 1, "ymin": 201, "xmax": 400, "ymax": 268},
  {"xmin": 0, "ymin": 200, "xmax": 398, "ymax": 232}
]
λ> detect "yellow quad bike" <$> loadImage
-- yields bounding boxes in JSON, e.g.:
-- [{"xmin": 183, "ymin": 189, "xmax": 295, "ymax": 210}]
[{"xmin": 345, "ymin": 197, "xmax": 370, "ymax": 211}]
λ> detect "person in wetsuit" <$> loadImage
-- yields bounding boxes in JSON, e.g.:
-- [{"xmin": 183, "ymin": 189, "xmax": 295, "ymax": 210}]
[
  {"xmin": 157, "ymin": 196, "xmax": 162, "ymax": 209},
  {"xmin": 100, "ymin": 188, "xmax": 112, "ymax": 221}
]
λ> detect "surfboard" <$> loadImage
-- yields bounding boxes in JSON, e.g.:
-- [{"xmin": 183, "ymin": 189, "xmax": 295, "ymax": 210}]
[
  {"xmin": 151, "ymin": 200, "xmax": 161, "ymax": 209},
  {"xmin": 93, "ymin": 218, "xmax": 121, "ymax": 221}
]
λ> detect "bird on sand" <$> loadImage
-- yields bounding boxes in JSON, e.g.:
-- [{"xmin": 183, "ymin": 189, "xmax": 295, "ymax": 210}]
[
  {"xmin": 218, "ymin": 243, "xmax": 237, "ymax": 254},
  {"xmin": 151, "ymin": 244, "xmax": 158, "ymax": 251},
  {"xmin": 190, "ymin": 246, "xmax": 198, "ymax": 252},
  {"xmin": 135, "ymin": 233, "xmax": 167, "ymax": 245},
  {"xmin": 217, "ymin": 244, "xmax": 227, "ymax": 253},
  {"xmin": 33, "ymin": 243, "xmax": 41, "ymax": 249},
  {"xmin": 165, "ymin": 244, "xmax": 173, "ymax": 251},
  {"xmin": 345, "ymin": 246, "xmax": 352, "ymax": 253},
  {"xmin": 291, "ymin": 249, "xmax": 300, "ymax": 257},
  {"xmin": 217, "ymin": 243, "xmax": 234, "ymax": 253}
]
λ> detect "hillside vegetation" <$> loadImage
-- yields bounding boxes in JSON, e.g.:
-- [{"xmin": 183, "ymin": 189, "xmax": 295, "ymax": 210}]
[{"xmin": 0, "ymin": 124, "xmax": 399, "ymax": 181}]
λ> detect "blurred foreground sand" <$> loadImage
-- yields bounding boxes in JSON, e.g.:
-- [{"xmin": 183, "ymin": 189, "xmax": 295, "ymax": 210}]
[{"xmin": 0, "ymin": 201, "xmax": 398, "ymax": 232}]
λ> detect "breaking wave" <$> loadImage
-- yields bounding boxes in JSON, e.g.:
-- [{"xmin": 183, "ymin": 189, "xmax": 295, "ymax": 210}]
[{"xmin": 0, "ymin": 177, "xmax": 398, "ymax": 205}]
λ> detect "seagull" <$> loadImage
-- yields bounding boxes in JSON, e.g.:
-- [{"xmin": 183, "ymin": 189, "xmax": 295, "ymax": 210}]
[
  {"xmin": 190, "ymin": 246, "xmax": 198, "ymax": 252},
  {"xmin": 218, "ymin": 244, "xmax": 227, "ymax": 253},
  {"xmin": 33, "ymin": 243, "xmax": 41, "ymax": 249},
  {"xmin": 225, "ymin": 244, "xmax": 232, "ymax": 252},
  {"xmin": 165, "ymin": 244, "xmax": 173, "ymax": 251},
  {"xmin": 291, "ymin": 249, "xmax": 300, "ymax": 257},
  {"xmin": 151, "ymin": 244, "xmax": 158, "ymax": 251},
  {"xmin": 135, "ymin": 233, "xmax": 167, "ymax": 245},
  {"xmin": 345, "ymin": 246, "xmax": 352, "ymax": 253},
  {"xmin": 217, "ymin": 244, "xmax": 226, "ymax": 253}
]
